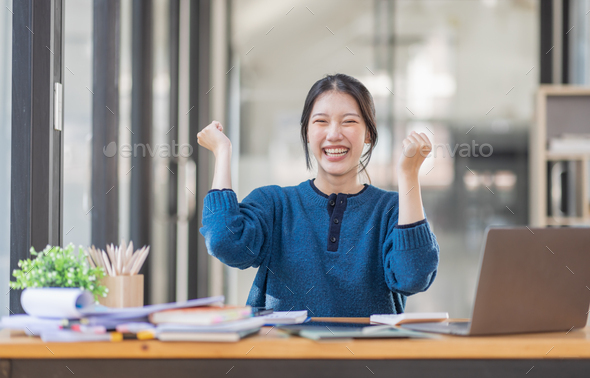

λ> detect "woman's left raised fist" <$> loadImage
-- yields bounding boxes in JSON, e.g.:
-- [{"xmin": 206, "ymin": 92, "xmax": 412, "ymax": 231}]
[{"xmin": 397, "ymin": 131, "xmax": 432, "ymax": 177}]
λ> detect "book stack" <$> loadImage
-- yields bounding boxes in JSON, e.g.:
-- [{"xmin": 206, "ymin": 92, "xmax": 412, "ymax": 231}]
[
  {"xmin": 150, "ymin": 305, "xmax": 264, "ymax": 342},
  {"xmin": 149, "ymin": 308, "xmax": 310, "ymax": 341}
]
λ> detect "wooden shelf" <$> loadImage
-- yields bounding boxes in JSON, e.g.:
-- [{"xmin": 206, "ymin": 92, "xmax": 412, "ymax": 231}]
[
  {"xmin": 530, "ymin": 86, "xmax": 590, "ymax": 226},
  {"xmin": 545, "ymin": 152, "xmax": 590, "ymax": 161},
  {"xmin": 546, "ymin": 216, "xmax": 590, "ymax": 226}
]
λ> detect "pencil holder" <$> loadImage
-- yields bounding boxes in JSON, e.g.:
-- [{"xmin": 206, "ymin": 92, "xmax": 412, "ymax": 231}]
[{"xmin": 98, "ymin": 275, "xmax": 144, "ymax": 308}]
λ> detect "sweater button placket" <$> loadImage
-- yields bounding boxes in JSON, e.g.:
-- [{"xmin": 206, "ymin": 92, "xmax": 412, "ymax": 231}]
[
  {"xmin": 326, "ymin": 193, "xmax": 346, "ymax": 252},
  {"xmin": 330, "ymin": 199, "xmax": 337, "ymax": 244}
]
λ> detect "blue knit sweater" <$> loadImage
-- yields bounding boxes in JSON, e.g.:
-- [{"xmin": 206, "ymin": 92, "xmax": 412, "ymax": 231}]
[{"xmin": 199, "ymin": 179, "xmax": 440, "ymax": 317}]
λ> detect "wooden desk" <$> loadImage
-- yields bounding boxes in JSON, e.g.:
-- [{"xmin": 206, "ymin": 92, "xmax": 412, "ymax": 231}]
[{"xmin": 0, "ymin": 319, "xmax": 589, "ymax": 378}]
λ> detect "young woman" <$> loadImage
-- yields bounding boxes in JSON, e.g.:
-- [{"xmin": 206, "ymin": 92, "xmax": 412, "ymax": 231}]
[{"xmin": 197, "ymin": 73, "xmax": 439, "ymax": 317}]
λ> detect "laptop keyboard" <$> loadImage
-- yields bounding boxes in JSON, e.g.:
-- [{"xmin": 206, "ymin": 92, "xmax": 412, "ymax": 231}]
[
  {"xmin": 401, "ymin": 321, "xmax": 471, "ymax": 335},
  {"xmin": 446, "ymin": 321, "xmax": 471, "ymax": 335},
  {"xmin": 448, "ymin": 321, "xmax": 470, "ymax": 327}
]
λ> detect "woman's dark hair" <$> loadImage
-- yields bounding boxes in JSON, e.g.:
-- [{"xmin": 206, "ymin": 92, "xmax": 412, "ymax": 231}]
[{"xmin": 300, "ymin": 73, "xmax": 378, "ymax": 184}]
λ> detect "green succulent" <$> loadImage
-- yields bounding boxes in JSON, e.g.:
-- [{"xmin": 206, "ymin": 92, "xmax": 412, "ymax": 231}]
[{"xmin": 9, "ymin": 244, "xmax": 108, "ymax": 302}]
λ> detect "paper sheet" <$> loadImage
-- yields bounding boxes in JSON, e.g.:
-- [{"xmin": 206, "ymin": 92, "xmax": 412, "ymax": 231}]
[
  {"xmin": 20, "ymin": 288, "xmax": 225, "ymax": 321},
  {"xmin": 80, "ymin": 296, "xmax": 225, "ymax": 320},
  {"xmin": 20, "ymin": 288, "xmax": 94, "ymax": 319},
  {"xmin": 0, "ymin": 314, "xmax": 63, "ymax": 335}
]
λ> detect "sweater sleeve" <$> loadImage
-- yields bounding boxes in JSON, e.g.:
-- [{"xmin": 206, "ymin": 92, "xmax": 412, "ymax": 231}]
[
  {"xmin": 199, "ymin": 188, "xmax": 273, "ymax": 270},
  {"xmin": 381, "ymin": 196, "xmax": 440, "ymax": 296}
]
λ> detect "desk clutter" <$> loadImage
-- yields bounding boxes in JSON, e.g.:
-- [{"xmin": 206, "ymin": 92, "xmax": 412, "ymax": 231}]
[
  {"xmin": 0, "ymin": 288, "xmax": 309, "ymax": 342},
  {"xmin": 278, "ymin": 312, "xmax": 449, "ymax": 340},
  {"xmin": 0, "ymin": 288, "xmax": 449, "ymax": 342}
]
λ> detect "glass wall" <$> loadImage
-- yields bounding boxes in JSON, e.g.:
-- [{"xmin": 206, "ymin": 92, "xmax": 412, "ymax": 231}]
[
  {"xmin": 228, "ymin": 0, "xmax": 538, "ymax": 317},
  {"xmin": 0, "ymin": 2, "xmax": 13, "ymax": 316},
  {"xmin": 392, "ymin": 0, "xmax": 537, "ymax": 316},
  {"xmin": 569, "ymin": 0, "xmax": 590, "ymax": 85},
  {"xmin": 62, "ymin": 0, "xmax": 173, "ymax": 304},
  {"xmin": 151, "ymin": 0, "xmax": 173, "ymax": 304},
  {"xmin": 63, "ymin": 0, "xmax": 93, "ymax": 249}
]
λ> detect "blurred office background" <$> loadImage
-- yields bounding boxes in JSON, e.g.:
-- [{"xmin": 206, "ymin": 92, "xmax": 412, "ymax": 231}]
[{"xmin": 1, "ymin": 0, "xmax": 589, "ymax": 318}]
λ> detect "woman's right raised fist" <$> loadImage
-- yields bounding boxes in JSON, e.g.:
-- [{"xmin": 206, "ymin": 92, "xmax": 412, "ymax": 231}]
[{"xmin": 197, "ymin": 121, "xmax": 232, "ymax": 155}]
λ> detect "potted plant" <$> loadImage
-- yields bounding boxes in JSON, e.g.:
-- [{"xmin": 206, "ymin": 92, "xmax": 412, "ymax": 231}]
[{"xmin": 10, "ymin": 244, "xmax": 108, "ymax": 302}]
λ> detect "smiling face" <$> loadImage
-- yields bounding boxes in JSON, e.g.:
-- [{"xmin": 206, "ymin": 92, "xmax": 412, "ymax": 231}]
[{"xmin": 307, "ymin": 91, "xmax": 370, "ymax": 182}]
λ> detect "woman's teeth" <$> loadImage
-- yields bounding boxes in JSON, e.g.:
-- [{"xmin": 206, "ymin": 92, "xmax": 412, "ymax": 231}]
[{"xmin": 324, "ymin": 148, "xmax": 349, "ymax": 157}]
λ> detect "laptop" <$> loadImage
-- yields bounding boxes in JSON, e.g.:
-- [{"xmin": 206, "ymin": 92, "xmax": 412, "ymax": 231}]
[{"xmin": 401, "ymin": 226, "xmax": 590, "ymax": 336}]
